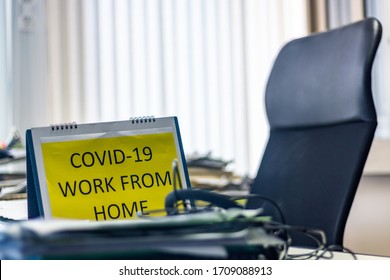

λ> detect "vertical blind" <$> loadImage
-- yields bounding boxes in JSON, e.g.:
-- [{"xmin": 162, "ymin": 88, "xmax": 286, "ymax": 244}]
[
  {"xmin": 13, "ymin": 0, "xmax": 308, "ymax": 176},
  {"xmin": 6, "ymin": 0, "xmax": 390, "ymax": 176}
]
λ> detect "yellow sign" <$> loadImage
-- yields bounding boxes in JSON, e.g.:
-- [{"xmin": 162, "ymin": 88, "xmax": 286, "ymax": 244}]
[{"xmin": 41, "ymin": 132, "xmax": 178, "ymax": 221}]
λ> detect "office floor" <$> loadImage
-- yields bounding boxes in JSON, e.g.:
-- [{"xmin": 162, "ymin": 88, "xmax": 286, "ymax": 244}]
[{"xmin": 344, "ymin": 175, "xmax": 390, "ymax": 257}]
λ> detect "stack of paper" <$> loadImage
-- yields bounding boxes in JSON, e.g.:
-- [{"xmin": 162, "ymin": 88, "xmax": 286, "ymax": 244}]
[{"xmin": 0, "ymin": 209, "xmax": 285, "ymax": 260}]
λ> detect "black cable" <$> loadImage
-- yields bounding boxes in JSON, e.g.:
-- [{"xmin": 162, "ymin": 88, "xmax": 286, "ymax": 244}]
[
  {"xmin": 284, "ymin": 229, "xmax": 326, "ymax": 260},
  {"xmin": 168, "ymin": 166, "xmax": 359, "ymax": 260},
  {"xmin": 315, "ymin": 244, "xmax": 358, "ymax": 260},
  {"xmin": 280, "ymin": 227, "xmax": 358, "ymax": 260},
  {"xmin": 260, "ymin": 223, "xmax": 326, "ymax": 260}
]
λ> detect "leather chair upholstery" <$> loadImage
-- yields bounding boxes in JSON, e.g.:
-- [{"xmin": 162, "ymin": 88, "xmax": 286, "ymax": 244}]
[{"xmin": 247, "ymin": 18, "xmax": 382, "ymax": 247}]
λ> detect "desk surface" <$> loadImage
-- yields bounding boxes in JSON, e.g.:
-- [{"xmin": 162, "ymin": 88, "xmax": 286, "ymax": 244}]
[{"xmin": 287, "ymin": 247, "xmax": 390, "ymax": 260}]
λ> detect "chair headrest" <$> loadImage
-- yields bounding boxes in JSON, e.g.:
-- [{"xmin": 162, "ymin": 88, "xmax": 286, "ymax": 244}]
[{"xmin": 266, "ymin": 18, "xmax": 382, "ymax": 129}]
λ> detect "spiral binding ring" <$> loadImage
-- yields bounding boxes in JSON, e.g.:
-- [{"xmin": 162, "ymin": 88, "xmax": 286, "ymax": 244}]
[
  {"xmin": 50, "ymin": 122, "xmax": 78, "ymax": 131},
  {"xmin": 130, "ymin": 116, "xmax": 156, "ymax": 124}
]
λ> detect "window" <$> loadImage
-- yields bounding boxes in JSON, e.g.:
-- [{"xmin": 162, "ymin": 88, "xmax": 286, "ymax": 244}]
[{"xmin": 8, "ymin": 0, "xmax": 308, "ymax": 176}]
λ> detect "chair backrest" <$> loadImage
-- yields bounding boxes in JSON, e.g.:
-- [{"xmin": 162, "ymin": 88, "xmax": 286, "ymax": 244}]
[{"xmin": 246, "ymin": 18, "xmax": 382, "ymax": 247}]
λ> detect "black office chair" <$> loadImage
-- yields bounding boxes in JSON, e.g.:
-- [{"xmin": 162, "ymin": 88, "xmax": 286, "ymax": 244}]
[
  {"xmin": 245, "ymin": 17, "xmax": 382, "ymax": 248},
  {"xmin": 166, "ymin": 18, "xmax": 382, "ymax": 248}
]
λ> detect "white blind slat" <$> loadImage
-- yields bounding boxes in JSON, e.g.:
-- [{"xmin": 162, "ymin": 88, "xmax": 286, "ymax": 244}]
[
  {"xmin": 47, "ymin": 0, "xmax": 64, "ymax": 122},
  {"xmin": 81, "ymin": 0, "xmax": 100, "ymax": 122},
  {"xmin": 114, "ymin": 0, "xmax": 132, "ymax": 120},
  {"xmin": 218, "ymin": 0, "xmax": 235, "ymax": 162},
  {"xmin": 203, "ymin": 0, "xmax": 222, "ymax": 158},
  {"xmin": 231, "ymin": 0, "xmax": 248, "ymax": 174},
  {"xmin": 160, "ymin": 0, "xmax": 176, "ymax": 115},
  {"xmin": 188, "ymin": 0, "xmax": 207, "ymax": 153},
  {"xmin": 145, "ymin": 0, "xmax": 164, "ymax": 116},
  {"xmin": 98, "ymin": 0, "xmax": 116, "ymax": 120},
  {"xmin": 173, "ymin": 0, "xmax": 193, "ymax": 150},
  {"xmin": 67, "ymin": 0, "xmax": 82, "ymax": 121},
  {"xmin": 130, "ymin": 0, "xmax": 148, "ymax": 116}
]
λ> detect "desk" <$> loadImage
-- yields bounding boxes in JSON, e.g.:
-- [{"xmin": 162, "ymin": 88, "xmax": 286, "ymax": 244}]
[
  {"xmin": 287, "ymin": 247, "xmax": 390, "ymax": 260},
  {"xmin": 1, "ymin": 199, "xmax": 390, "ymax": 260}
]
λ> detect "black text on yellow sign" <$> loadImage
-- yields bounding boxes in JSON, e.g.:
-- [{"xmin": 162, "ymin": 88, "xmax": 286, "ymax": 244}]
[{"xmin": 41, "ymin": 132, "xmax": 178, "ymax": 221}]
